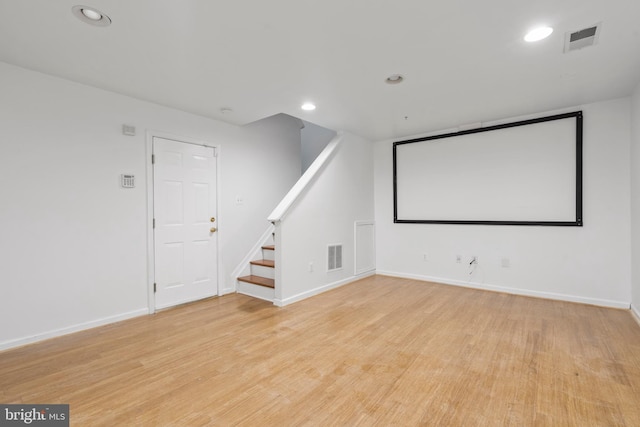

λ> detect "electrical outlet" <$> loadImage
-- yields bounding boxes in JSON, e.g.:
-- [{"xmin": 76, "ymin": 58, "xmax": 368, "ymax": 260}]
[
  {"xmin": 501, "ymin": 257, "xmax": 510, "ymax": 268},
  {"xmin": 423, "ymin": 253, "xmax": 428, "ymax": 262},
  {"xmin": 308, "ymin": 262, "xmax": 314, "ymax": 272},
  {"xmin": 456, "ymin": 255, "xmax": 461, "ymax": 263}
]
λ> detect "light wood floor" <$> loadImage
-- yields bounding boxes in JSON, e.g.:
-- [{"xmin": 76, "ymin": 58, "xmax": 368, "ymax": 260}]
[{"xmin": 1, "ymin": 275, "xmax": 639, "ymax": 426}]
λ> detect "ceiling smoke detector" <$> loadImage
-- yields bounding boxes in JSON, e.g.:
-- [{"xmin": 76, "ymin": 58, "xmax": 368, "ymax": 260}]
[
  {"xmin": 564, "ymin": 24, "xmax": 601, "ymax": 53},
  {"xmin": 385, "ymin": 74, "xmax": 404, "ymax": 84}
]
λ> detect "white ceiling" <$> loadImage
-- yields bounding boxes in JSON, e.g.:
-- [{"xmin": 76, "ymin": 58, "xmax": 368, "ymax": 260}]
[{"xmin": 1, "ymin": 0, "xmax": 639, "ymax": 141}]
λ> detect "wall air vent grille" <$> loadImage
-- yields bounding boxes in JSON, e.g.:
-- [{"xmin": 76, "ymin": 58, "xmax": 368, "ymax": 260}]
[
  {"xmin": 328, "ymin": 244, "xmax": 343, "ymax": 271},
  {"xmin": 564, "ymin": 24, "xmax": 601, "ymax": 53}
]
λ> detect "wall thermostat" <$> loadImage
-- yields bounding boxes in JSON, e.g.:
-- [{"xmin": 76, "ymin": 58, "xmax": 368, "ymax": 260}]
[{"xmin": 121, "ymin": 174, "xmax": 135, "ymax": 188}]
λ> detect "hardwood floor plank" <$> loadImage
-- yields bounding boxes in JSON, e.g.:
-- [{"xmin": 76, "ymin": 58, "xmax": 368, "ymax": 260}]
[{"xmin": 1, "ymin": 275, "xmax": 639, "ymax": 426}]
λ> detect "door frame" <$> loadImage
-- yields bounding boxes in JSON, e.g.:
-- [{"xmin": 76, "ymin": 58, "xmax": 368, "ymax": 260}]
[{"xmin": 145, "ymin": 130, "xmax": 221, "ymax": 314}]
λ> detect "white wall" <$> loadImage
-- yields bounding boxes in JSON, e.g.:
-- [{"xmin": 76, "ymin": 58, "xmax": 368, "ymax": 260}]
[
  {"xmin": 0, "ymin": 62, "xmax": 301, "ymax": 349},
  {"xmin": 301, "ymin": 120, "xmax": 336, "ymax": 173},
  {"xmin": 631, "ymin": 83, "xmax": 640, "ymax": 318},
  {"xmin": 375, "ymin": 98, "xmax": 632, "ymax": 308},
  {"xmin": 275, "ymin": 132, "xmax": 375, "ymax": 305}
]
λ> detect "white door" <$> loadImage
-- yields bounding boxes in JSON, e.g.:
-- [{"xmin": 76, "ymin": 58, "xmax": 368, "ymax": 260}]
[{"xmin": 153, "ymin": 137, "xmax": 218, "ymax": 309}]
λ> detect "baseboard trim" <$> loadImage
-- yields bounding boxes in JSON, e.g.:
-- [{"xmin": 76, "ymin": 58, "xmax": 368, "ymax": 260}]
[
  {"xmin": 631, "ymin": 304, "xmax": 640, "ymax": 326},
  {"xmin": 376, "ymin": 270, "xmax": 631, "ymax": 310},
  {"xmin": 0, "ymin": 308, "xmax": 148, "ymax": 352},
  {"xmin": 274, "ymin": 270, "xmax": 375, "ymax": 307}
]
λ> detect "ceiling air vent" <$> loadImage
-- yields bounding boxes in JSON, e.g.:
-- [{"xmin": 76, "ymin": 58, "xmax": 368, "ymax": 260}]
[{"xmin": 564, "ymin": 24, "xmax": 601, "ymax": 53}]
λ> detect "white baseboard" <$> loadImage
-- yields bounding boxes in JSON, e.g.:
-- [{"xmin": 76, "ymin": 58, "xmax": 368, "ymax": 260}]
[
  {"xmin": 274, "ymin": 270, "xmax": 375, "ymax": 307},
  {"xmin": 631, "ymin": 304, "xmax": 640, "ymax": 326},
  {"xmin": 376, "ymin": 270, "xmax": 631, "ymax": 310},
  {"xmin": 0, "ymin": 308, "xmax": 148, "ymax": 352}
]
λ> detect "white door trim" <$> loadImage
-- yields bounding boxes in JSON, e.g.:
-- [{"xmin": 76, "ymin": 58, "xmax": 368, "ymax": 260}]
[{"xmin": 145, "ymin": 130, "xmax": 221, "ymax": 314}]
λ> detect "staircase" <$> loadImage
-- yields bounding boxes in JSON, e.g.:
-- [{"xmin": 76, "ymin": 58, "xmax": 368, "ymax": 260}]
[{"xmin": 237, "ymin": 243, "xmax": 275, "ymax": 302}]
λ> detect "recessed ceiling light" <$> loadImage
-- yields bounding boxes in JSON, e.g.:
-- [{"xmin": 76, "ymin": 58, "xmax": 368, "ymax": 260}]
[
  {"xmin": 82, "ymin": 8, "xmax": 102, "ymax": 20},
  {"xmin": 524, "ymin": 26, "xmax": 553, "ymax": 42},
  {"xmin": 385, "ymin": 74, "xmax": 404, "ymax": 84},
  {"xmin": 72, "ymin": 5, "xmax": 112, "ymax": 27},
  {"xmin": 301, "ymin": 103, "xmax": 316, "ymax": 111}
]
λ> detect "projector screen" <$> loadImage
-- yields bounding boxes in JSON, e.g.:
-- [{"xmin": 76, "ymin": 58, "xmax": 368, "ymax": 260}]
[{"xmin": 393, "ymin": 111, "xmax": 582, "ymax": 226}]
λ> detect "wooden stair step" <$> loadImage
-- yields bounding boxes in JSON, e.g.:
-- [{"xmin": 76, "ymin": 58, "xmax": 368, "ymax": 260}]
[
  {"xmin": 262, "ymin": 245, "xmax": 275, "ymax": 251},
  {"xmin": 250, "ymin": 259, "xmax": 274, "ymax": 268},
  {"xmin": 237, "ymin": 275, "xmax": 275, "ymax": 288}
]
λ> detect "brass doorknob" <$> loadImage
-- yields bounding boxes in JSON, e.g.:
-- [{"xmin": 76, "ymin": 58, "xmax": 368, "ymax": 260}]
[
  {"xmin": 210, "ymin": 227, "xmax": 217, "ymax": 233},
  {"xmin": 210, "ymin": 217, "xmax": 216, "ymax": 223}
]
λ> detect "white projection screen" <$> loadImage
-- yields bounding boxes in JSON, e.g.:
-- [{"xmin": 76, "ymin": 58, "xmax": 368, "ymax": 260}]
[{"xmin": 393, "ymin": 112, "xmax": 583, "ymax": 226}]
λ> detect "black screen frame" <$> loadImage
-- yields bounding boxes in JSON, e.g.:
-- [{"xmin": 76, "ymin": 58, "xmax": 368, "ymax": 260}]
[{"xmin": 392, "ymin": 111, "xmax": 583, "ymax": 226}]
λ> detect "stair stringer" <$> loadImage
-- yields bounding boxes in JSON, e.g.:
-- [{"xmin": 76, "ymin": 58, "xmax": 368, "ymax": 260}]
[
  {"xmin": 230, "ymin": 223, "xmax": 274, "ymax": 281},
  {"xmin": 231, "ymin": 223, "xmax": 275, "ymax": 300}
]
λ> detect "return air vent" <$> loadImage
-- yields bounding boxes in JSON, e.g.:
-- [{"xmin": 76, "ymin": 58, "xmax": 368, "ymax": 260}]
[
  {"xmin": 564, "ymin": 24, "xmax": 601, "ymax": 53},
  {"xmin": 328, "ymin": 244, "xmax": 343, "ymax": 271}
]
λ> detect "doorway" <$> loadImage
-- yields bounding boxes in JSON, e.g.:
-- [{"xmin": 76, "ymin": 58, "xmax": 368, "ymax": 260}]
[{"xmin": 151, "ymin": 136, "xmax": 218, "ymax": 310}]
